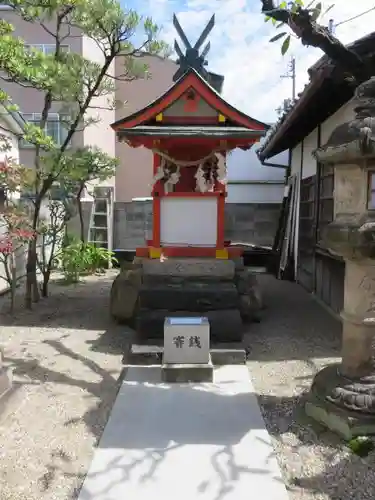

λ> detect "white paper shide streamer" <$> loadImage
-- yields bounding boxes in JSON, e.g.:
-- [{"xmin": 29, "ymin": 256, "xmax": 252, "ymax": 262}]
[{"xmin": 151, "ymin": 149, "xmax": 227, "ymax": 193}]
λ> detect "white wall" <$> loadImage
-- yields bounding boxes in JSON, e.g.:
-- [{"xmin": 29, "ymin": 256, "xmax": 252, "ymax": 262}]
[
  {"xmin": 227, "ymin": 184, "xmax": 286, "ymax": 204},
  {"xmin": 321, "ymin": 100, "xmax": 354, "ymax": 144},
  {"xmin": 287, "ymin": 99, "xmax": 356, "ymax": 278},
  {"xmin": 290, "ymin": 100, "xmax": 355, "ymax": 181},
  {"xmin": 302, "ymin": 128, "xmax": 318, "ymax": 179},
  {"xmin": 82, "ymin": 35, "xmax": 116, "ymax": 199},
  {"xmin": 291, "ymin": 142, "xmax": 302, "ymax": 176},
  {"xmin": 226, "ymin": 146, "xmax": 287, "ymax": 204}
]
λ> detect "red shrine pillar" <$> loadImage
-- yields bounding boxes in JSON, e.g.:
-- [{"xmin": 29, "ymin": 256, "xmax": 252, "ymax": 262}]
[{"xmin": 152, "ymin": 153, "xmax": 161, "ymax": 248}]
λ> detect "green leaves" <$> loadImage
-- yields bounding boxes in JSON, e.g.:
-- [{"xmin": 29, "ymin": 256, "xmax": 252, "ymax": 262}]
[
  {"xmin": 57, "ymin": 146, "xmax": 118, "ymax": 193},
  {"xmin": 59, "ymin": 241, "xmax": 117, "ymax": 282},
  {"xmin": 266, "ymin": 0, "xmax": 328, "ymax": 56},
  {"xmin": 310, "ymin": 2, "xmax": 322, "ymax": 21},
  {"xmin": 281, "ymin": 35, "xmax": 291, "ymax": 55},
  {"xmin": 269, "ymin": 31, "xmax": 291, "ymax": 56},
  {"xmin": 270, "ymin": 32, "xmax": 288, "ymax": 43}
]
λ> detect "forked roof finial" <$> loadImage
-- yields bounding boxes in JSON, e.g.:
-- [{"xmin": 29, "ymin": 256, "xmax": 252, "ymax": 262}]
[{"xmin": 172, "ymin": 14, "xmax": 215, "ymax": 82}]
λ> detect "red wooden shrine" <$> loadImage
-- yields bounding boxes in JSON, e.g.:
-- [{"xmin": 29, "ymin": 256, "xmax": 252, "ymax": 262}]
[{"xmin": 111, "ymin": 16, "xmax": 269, "ymax": 260}]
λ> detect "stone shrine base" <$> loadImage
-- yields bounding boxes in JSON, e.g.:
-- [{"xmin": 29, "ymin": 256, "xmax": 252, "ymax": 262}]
[
  {"xmin": 305, "ymin": 363, "xmax": 375, "ymax": 440},
  {"xmin": 110, "ymin": 256, "xmax": 262, "ymax": 344}
]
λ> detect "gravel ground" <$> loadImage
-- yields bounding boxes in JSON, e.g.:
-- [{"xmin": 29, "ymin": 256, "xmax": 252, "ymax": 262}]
[
  {"xmin": 0, "ymin": 271, "xmax": 132, "ymax": 500},
  {"xmin": 246, "ymin": 274, "xmax": 375, "ymax": 500},
  {"xmin": 0, "ymin": 271, "xmax": 374, "ymax": 500}
]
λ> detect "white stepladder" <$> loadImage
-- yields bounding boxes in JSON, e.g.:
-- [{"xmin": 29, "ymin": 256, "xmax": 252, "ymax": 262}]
[{"xmin": 87, "ymin": 186, "xmax": 114, "ymax": 268}]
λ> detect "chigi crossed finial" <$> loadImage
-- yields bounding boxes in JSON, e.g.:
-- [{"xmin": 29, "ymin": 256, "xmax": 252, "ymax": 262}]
[{"xmin": 172, "ymin": 14, "xmax": 215, "ymax": 82}]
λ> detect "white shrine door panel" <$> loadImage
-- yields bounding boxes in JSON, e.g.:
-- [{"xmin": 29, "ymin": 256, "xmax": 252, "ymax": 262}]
[{"xmin": 160, "ymin": 197, "xmax": 218, "ymax": 247}]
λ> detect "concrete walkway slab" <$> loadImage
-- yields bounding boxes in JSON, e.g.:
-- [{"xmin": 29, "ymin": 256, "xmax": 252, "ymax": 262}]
[{"xmin": 78, "ymin": 365, "xmax": 289, "ymax": 500}]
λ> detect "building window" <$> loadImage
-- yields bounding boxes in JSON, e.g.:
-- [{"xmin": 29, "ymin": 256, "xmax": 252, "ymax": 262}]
[
  {"xmin": 368, "ymin": 171, "xmax": 375, "ymax": 209},
  {"xmin": 20, "ymin": 113, "xmax": 70, "ymax": 148},
  {"xmin": 24, "ymin": 44, "xmax": 70, "ymax": 55}
]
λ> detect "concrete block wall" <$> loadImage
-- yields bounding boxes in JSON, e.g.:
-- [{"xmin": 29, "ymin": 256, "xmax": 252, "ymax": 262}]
[
  {"xmin": 224, "ymin": 203, "xmax": 280, "ymax": 247},
  {"xmin": 114, "ymin": 201, "xmax": 152, "ymax": 250},
  {"xmin": 67, "ymin": 200, "xmax": 281, "ymax": 250}
]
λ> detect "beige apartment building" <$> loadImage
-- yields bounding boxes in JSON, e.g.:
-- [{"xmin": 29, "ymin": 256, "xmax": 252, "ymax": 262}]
[{"xmin": 0, "ymin": 5, "xmax": 116, "ymax": 192}]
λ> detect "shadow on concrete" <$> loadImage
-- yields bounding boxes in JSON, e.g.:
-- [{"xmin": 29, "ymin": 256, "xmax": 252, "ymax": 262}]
[
  {"xmin": 77, "ymin": 367, "xmax": 286, "ymax": 500},
  {"xmin": 256, "ymin": 391, "xmax": 375, "ymax": 500}
]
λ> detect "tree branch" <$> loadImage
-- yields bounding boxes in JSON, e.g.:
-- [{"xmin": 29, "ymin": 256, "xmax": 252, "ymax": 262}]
[{"xmin": 261, "ymin": 0, "xmax": 371, "ymax": 81}]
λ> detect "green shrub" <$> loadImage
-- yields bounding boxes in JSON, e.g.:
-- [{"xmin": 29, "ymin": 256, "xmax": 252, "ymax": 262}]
[{"xmin": 59, "ymin": 241, "xmax": 117, "ymax": 282}]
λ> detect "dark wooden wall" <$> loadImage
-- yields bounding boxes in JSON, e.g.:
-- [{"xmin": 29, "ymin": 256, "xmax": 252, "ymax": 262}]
[{"xmin": 297, "ymin": 162, "xmax": 345, "ymax": 315}]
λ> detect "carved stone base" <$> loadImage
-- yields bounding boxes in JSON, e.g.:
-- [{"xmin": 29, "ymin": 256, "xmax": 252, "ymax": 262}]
[{"xmin": 305, "ymin": 363, "xmax": 375, "ymax": 440}]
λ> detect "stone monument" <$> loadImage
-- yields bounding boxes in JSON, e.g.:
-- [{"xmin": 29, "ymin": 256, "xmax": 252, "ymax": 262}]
[{"xmin": 305, "ymin": 77, "xmax": 375, "ymax": 439}]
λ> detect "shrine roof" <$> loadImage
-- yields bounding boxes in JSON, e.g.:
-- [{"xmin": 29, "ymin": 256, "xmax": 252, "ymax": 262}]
[
  {"xmin": 116, "ymin": 125, "xmax": 264, "ymax": 139},
  {"xmin": 110, "ymin": 68, "xmax": 269, "ymax": 132}
]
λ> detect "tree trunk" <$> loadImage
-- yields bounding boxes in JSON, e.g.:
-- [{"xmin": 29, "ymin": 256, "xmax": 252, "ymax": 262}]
[
  {"xmin": 41, "ymin": 269, "xmax": 50, "ymax": 297},
  {"xmin": 25, "ymin": 199, "xmax": 42, "ymax": 309},
  {"xmin": 77, "ymin": 184, "xmax": 85, "ymax": 243},
  {"xmin": 25, "ymin": 237, "xmax": 40, "ymax": 308}
]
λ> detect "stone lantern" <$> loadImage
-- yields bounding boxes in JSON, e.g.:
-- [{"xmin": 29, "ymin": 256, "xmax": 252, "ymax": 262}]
[{"xmin": 305, "ymin": 78, "xmax": 375, "ymax": 439}]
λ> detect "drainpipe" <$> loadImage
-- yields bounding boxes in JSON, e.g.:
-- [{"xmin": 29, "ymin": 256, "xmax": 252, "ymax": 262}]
[{"xmin": 270, "ymin": 148, "xmax": 292, "ymax": 267}]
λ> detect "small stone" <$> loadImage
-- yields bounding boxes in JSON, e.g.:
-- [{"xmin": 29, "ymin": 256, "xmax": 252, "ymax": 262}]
[
  {"xmin": 235, "ymin": 268, "xmax": 263, "ymax": 310},
  {"xmin": 239, "ymin": 295, "xmax": 253, "ymax": 321},
  {"xmin": 238, "ymin": 285, "xmax": 263, "ymax": 322},
  {"xmin": 110, "ymin": 268, "xmax": 142, "ymax": 323}
]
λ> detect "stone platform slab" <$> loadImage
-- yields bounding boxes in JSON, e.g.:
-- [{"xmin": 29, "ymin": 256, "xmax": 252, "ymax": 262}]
[
  {"xmin": 139, "ymin": 282, "xmax": 239, "ymax": 311},
  {"xmin": 127, "ymin": 343, "xmax": 246, "ymax": 366},
  {"xmin": 142, "ymin": 258, "xmax": 235, "ymax": 280},
  {"xmin": 77, "ymin": 365, "xmax": 289, "ymax": 500},
  {"xmin": 161, "ymin": 359, "xmax": 214, "ymax": 383}
]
